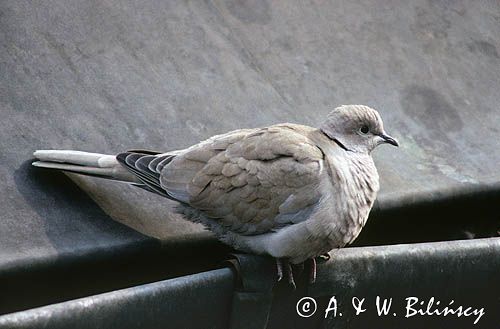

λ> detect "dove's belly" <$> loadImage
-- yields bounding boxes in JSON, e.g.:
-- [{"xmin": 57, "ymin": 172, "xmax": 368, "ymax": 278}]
[
  {"xmin": 262, "ymin": 207, "xmax": 367, "ymax": 263},
  {"xmin": 177, "ymin": 195, "xmax": 369, "ymax": 263}
]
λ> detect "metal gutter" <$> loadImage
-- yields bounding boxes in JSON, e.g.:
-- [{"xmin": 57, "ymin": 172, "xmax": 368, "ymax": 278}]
[{"xmin": 1, "ymin": 238, "xmax": 497, "ymax": 328}]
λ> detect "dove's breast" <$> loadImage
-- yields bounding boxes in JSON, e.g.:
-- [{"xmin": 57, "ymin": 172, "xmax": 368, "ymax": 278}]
[
  {"xmin": 252, "ymin": 150, "xmax": 380, "ymax": 264},
  {"xmin": 321, "ymin": 152, "xmax": 380, "ymax": 246}
]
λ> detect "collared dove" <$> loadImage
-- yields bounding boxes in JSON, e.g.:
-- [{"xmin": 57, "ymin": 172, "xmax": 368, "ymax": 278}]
[{"xmin": 33, "ymin": 105, "xmax": 398, "ymax": 286}]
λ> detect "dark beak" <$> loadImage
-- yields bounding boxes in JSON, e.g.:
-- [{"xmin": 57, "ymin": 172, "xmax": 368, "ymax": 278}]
[{"xmin": 380, "ymin": 134, "xmax": 399, "ymax": 147}]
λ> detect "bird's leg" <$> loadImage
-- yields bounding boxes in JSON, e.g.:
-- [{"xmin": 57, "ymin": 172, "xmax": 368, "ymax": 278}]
[
  {"xmin": 285, "ymin": 261, "xmax": 296, "ymax": 289},
  {"xmin": 275, "ymin": 258, "xmax": 296, "ymax": 289},
  {"xmin": 276, "ymin": 258, "xmax": 284, "ymax": 282},
  {"xmin": 306, "ymin": 253, "xmax": 330, "ymax": 284},
  {"xmin": 277, "ymin": 258, "xmax": 315, "ymax": 285},
  {"xmin": 308, "ymin": 258, "xmax": 317, "ymax": 284}
]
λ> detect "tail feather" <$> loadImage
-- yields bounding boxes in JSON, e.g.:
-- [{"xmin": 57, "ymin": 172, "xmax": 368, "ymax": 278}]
[
  {"xmin": 32, "ymin": 150, "xmax": 139, "ymax": 183},
  {"xmin": 33, "ymin": 150, "xmax": 116, "ymax": 167}
]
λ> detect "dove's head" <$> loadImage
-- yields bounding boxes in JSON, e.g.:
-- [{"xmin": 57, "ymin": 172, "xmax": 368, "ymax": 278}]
[{"xmin": 320, "ymin": 105, "xmax": 398, "ymax": 153}]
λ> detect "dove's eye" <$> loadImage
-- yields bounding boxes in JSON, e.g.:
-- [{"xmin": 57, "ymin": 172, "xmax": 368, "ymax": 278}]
[{"xmin": 359, "ymin": 125, "xmax": 370, "ymax": 134}]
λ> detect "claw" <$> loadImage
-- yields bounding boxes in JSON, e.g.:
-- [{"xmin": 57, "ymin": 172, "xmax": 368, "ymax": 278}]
[
  {"xmin": 275, "ymin": 258, "xmax": 296, "ymax": 289},
  {"xmin": 319, "ymin": 253, "xmax": 331, "ymax": 262},
  {"xmin": 285, "ymin": 261, "xmax": 296, "ymax": 289},
  {"xmin": 276, "ymin": 258, "xmax": 284, "ymax": 282}
]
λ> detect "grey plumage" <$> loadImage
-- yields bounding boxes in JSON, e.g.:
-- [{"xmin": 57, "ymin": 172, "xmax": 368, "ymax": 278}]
[{"xmin": 33, "ymin": 105, "xmax": 398, "ymax": 265}]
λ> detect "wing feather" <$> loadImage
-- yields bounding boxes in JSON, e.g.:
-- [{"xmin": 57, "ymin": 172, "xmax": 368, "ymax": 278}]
[
  {"xmin": 116, "ymin": 125, "xmax": 327, "ymax": 235},
  {"xmin": 160, "ymin": 124, "xmax": 325, "ymax": 235},
  {"xmin": 116, "ymin": 151, "xmax": 177, "ymax": 200}
]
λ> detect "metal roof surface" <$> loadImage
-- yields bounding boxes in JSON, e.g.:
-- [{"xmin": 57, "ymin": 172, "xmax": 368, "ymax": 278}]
[{"xmin": 1, "ymin": 0, "xmax": 499, "ymax": 271}]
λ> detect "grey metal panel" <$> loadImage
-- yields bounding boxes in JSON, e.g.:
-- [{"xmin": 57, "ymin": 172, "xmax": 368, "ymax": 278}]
[
  {"xmin": 0, "ymin": 268, "xmax": 235, "ymax": 329},
  {"xmin": 1, "ymin": 0, "xmax": 499, "ymax": 267},
  {"xmin": 0, "ymin": 239, "xmax": 497, "ymax": 328},
  {"xmin": 0, "ymin": 233, "xmax": 230, "ymax": 315},
  {"xmin": 0, "ymin": 1, "xmax": 499, "ymax": 324}
]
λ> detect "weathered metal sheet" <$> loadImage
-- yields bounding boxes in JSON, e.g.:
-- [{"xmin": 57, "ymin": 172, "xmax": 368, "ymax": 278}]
[
  {"xmin": 0, "ymin": 239, "xmax": 497, "ymax": 328},
  {"xmin": 0, "ymin": 1, "xmax": 498, "ymax": 326},
  {"xmin": 0, "ymin": 268, "xmax": 234, "ymax": 329},
  {"xmin": 1, "ymin": 0, "xmax": 499, "ymax": 259}
]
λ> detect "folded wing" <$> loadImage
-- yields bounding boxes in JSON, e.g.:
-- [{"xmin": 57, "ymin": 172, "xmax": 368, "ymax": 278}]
[{"xmin": 161, "ymin": 124, "xmax": 326, "ymax": 235}]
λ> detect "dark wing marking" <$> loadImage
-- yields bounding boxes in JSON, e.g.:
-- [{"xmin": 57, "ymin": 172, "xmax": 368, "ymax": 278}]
[{"xmin": 116, "ymin": 151, "xmax": 178, "ymax": 200}]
